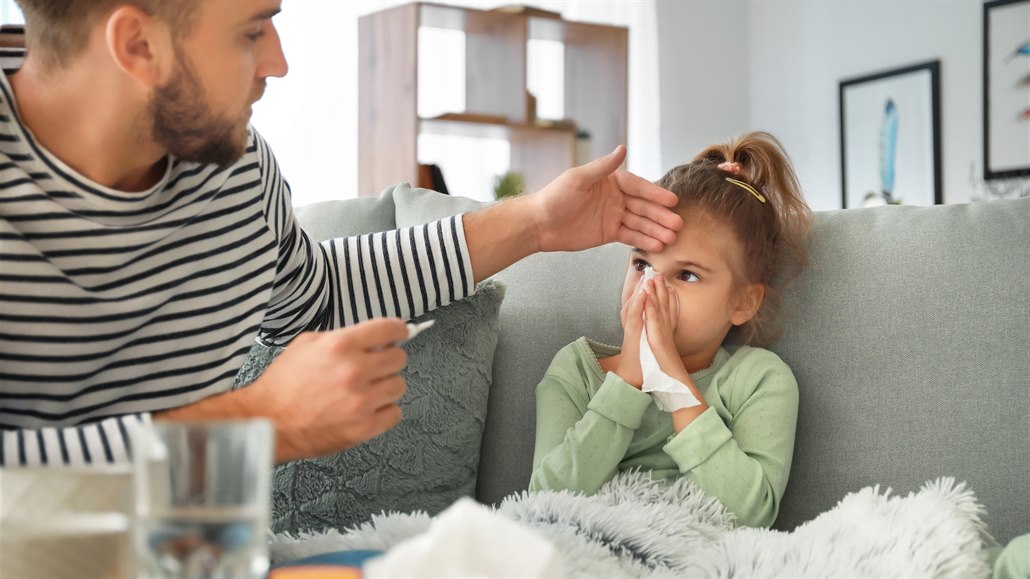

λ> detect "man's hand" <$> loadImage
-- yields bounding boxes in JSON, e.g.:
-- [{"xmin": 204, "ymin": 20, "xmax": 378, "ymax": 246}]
[
  {"xmin": 528, "ymin": 146, "xmax": 683, "ymax": 254},
  {"xmin": 463, "ymin": 146, "xmax": 683, "ymax": 282},
  {"xmin": 156, "ymin": 318, "xmax": 410, "ymax": 463}
]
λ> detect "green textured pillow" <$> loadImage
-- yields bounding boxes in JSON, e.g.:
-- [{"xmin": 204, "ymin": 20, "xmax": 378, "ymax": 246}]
[{"xmin": 234, "ymin": 280, "xmax": 505, "ymax": 535}]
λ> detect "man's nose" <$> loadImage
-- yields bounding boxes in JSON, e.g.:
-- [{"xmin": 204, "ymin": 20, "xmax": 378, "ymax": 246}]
[{"xmin": 258, "ymin": 24, "xmax": 289, "ymax": 80}]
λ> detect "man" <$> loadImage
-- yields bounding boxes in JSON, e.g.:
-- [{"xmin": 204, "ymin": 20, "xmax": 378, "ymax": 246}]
[{"xmin": 0, "ymin": 0, "xmax": 683, "ymax": 466}]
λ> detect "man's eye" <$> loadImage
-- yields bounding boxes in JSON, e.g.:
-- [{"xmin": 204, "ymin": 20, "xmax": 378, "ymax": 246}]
[
  {"xmin": 246, "ymin": 30, "xmax": 266, "ymax": 42},
  {"xmin": 678, "ymin": 270, "xmax": 700, "ymax": 283},
  {"xmin": 631, "ymin": 259, "xmax": 649, "ymax": 272}
]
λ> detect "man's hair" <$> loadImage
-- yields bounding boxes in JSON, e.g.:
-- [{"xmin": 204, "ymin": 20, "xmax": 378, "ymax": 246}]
[{"xmin": 14, "ymin": 0, "xmax": 198, "ymax": 69}]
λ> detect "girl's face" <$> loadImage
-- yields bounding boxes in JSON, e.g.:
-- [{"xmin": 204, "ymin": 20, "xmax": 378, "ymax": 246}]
[{"xmin": 620, "ymin": 208, "xmax": 761, "ymax": 370}]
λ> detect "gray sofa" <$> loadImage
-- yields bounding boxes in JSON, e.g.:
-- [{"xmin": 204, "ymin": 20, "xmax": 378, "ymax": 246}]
[{"xmin": 293, "ymin": 184, "xmax": 1029, "ymax": 546}]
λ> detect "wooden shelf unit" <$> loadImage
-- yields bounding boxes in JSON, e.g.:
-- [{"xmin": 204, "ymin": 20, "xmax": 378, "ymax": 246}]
[{"xmin": 358, "ymin": 2, "xmax": 627, "ymax": 199}]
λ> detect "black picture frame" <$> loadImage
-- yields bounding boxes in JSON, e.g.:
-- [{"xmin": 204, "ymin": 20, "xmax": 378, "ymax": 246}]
[
  {"xmin": 983, "ymin": 0, "xmax": 1030, "ymax": 180},
  {"xmin": 839, "ymin": 61, "xmax": 942, "ymax": 208}
]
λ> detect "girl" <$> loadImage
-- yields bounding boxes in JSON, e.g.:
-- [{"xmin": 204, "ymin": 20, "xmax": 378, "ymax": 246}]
[{"xmin": 529, "ymin": 132, "xmax": 811, "ymax": 529}]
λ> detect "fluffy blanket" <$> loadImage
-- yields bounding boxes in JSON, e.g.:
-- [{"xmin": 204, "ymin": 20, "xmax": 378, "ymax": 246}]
[{"xmin": 269, "ymin": 472, "xmax": 993, "ymax": 578}]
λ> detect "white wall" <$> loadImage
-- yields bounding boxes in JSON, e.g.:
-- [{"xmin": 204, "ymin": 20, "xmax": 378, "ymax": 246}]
[
  {"xmin": 656, "ymin": 0, "xmax": 751, "ymax": 171},
  {"xmin": 658, "ymin": 0, "xmax": 985, "ymax": 211}
]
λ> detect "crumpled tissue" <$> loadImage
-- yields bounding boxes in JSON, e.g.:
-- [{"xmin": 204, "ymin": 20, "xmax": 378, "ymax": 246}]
[
  {"xmin": 639, "ymin": 267, "xmax": 702, "ymax": 412},
  {"xmin": 363, "ymin": 498, "xmax": 564, "ymax": 578}
]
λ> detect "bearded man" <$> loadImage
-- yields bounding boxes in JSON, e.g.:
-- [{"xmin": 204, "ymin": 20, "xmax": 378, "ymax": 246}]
[{"xmin": 0, "ymin": 0, "xmax": 683, "ymax": 466}]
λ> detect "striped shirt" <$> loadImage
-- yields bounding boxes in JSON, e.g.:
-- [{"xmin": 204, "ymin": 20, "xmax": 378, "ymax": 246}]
[{"xmin": 0, "ymin": 66, "xmax": 474, "ymax": 467}]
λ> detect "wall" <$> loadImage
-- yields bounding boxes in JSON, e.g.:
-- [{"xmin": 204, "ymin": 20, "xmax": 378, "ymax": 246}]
[
  {"xmin": 658, "ymin": 0, "xmax": 986, "ymax": 211},
  {"xmin": 656, "ymin": 0, "xmax": 751, "ymax": 172}
]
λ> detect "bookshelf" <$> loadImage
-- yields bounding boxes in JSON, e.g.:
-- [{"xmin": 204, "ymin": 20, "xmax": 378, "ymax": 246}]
[{"xmin": 358, "ymin": 2, "xmax": 627, "ymax": 200}]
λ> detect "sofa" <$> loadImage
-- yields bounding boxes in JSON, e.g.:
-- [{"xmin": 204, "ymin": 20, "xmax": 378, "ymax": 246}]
[{"xmin": 263, "ymin": 183, "xmax": 1029, "ymax": 552}]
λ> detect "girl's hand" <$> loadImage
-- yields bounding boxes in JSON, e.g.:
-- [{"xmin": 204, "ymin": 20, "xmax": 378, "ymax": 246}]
[
  {"xmin": 611, "ymin": 278, "xmax": 646, "ymax": 388},
  {"xmin": 643, "ymin": 277, "xmax": 689, "ymax": 381}
]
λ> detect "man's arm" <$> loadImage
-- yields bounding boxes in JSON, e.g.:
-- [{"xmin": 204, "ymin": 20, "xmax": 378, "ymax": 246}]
[{"xmin": 463, "ymin": 146, "xmax": 683, "ymax": 282}]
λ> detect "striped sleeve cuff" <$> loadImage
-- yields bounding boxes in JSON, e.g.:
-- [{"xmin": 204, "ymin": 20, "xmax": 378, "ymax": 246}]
[{"xmin": 0, "ymin": 414, "xmax": 150, "ymax": 468}]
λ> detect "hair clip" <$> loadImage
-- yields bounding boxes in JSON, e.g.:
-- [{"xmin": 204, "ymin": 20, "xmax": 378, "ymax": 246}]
[{"xmin": 725, "ymin": 177, "xmax": 766, "ymax": 204}]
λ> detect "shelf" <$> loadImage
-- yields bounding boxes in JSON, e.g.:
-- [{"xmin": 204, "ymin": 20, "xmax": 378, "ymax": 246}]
[
  {"xmin": 358, "ymin": 2, "xmax": 626, "ymax": 199},
  {"xmin": 420, "ymin": 114, "xmax": 577, "ymax": 141}
]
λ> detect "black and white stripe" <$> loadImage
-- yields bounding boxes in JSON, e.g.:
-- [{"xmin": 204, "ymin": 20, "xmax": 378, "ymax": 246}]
[{"xmin": 0, "ymin": 67, "xmax": 474, "ymax": 466}]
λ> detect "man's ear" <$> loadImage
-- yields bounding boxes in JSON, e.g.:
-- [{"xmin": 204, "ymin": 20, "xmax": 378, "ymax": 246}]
[
  {"xmin": 104, "ymin": 5, "xmax": 173, "ymax": 88},
  {"xmin": 730, "ymin": 283, "xmax": 765, "ymax": 326}
]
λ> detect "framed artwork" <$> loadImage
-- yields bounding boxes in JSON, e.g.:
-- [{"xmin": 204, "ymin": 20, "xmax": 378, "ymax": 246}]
[
  {"xmin": 983, "ymin": 0, "xmax": 1030, "ymax": 180},
  {"xmin": 839, "ymin": 61, "xmax": 942, "ymax": 208}
]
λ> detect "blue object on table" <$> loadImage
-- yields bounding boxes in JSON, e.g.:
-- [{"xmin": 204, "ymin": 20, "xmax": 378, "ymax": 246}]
[{"xmin": 273, "ymin": 550, "xmax": 384, "ymax": 569}]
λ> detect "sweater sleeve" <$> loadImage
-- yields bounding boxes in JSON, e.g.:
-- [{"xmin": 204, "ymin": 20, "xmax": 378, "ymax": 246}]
[
  {"xmin": 252, "ymin": 132, "xmax": 474, "ymax": 345},
  {"xmin": 530, "ymin": 371, "xmax": 654, "ymax": 495},
  {"xmin": 0, "ymin": 414, "xmax": 150, "ymax": 467},
  {"xmin": 662, "ymin": 351, "xmax": 799, "ymax": 528}
]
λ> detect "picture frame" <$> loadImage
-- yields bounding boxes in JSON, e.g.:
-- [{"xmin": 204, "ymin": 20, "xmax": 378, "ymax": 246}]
[
  {"xmin": 839, "ymin": 61, "xmax": 942, "ymax": 209},
  {"xmin": 983, "ymin": 0, "xmax": 1030, "ymax": 180}
]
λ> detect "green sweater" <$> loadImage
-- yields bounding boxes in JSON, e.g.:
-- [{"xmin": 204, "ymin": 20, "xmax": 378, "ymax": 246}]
[{"xmin": 530, "ymin": 337, "xmax": 799, "ymax": 528}]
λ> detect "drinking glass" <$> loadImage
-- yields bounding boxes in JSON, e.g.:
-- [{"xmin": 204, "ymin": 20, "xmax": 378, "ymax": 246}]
[{"xmin": 133, "ymin": 420, "xmax": 274, "ymax": 579}]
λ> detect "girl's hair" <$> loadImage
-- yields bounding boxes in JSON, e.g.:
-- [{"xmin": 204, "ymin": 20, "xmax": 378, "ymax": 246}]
[{"xmin": 656, "ymin": 131, "xmax": 812, "ymax": 346}]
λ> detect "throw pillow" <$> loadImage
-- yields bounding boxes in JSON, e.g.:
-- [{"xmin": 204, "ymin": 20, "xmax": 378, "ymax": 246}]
[{"xmin": 233, "ymin": 280, "xmax": 505, "ymax": 535}]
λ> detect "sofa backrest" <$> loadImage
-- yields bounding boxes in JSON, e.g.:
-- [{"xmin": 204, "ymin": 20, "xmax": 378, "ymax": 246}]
[{"xmin": 772, "ymin": 198, "xmax": 1030, "ymax": 544}]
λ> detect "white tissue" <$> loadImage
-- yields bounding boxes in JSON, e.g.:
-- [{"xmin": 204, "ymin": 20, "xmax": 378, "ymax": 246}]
[
  {"xmin": 363, "ymin": 498, "xmax": 564, "ymax": 578},
  {"xmin": 639, "ymin": 267, "xmax": 702, "ymax": 412}
]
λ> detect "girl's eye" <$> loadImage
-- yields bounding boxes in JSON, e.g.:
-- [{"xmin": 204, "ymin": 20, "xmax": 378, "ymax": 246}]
[
  {"xmin": 631, "ymin": 259, "xmax": 649, "ymax": 272},
  {"xmin": 246, "ymin": 29, "xmax": 266, "ymax": 42},
  {"xmin": 677, "ymin": 270, "xmax": 700, "ymax": 283}
]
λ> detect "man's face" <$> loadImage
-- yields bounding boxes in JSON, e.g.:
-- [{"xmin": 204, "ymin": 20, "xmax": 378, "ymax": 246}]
[{"xmin": 149, "ymin": 0, "xmax": 287, "ymax": 167}]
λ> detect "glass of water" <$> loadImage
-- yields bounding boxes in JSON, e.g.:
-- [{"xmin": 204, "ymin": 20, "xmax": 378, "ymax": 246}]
[{"xmin": 133, "ymin": 420, "xmax": 274, "ymax": 579}]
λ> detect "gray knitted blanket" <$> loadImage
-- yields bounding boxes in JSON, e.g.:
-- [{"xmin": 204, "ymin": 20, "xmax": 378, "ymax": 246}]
[{"xmin": 269, "ymin": 472, "xmax": 993, "ymax": 577}]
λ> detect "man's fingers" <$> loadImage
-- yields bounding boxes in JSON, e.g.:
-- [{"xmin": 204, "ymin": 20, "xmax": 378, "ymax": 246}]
[
  {"xmin": 614, "ymin": 170, "xmax": 680, "ymax": 209},
  {"xmin": 615, "ymin": 225, "xmax": 666, "ymax": 253},
  {"xmin": 342, "ymin": 404, "xmax": 403, "ymax": 447},
  {"xmin": 362, "ymin": 347, "xmax": 408, "ymax": 379},
  {"xmin": 618, "ymin": 212, "xmax": 679, "ymax": 247},
  {"xmin": 575, "ymin": 145, "xmax": 627, "ymax": 182},
  {"xmin": 624, "ymin": 196, "xmax": 685, "ymax": 232},
  {"xmin": 371, "ymin": 374, "xmax": 407, "ymax": 403},
  {"xmin": 330, "ymin": 317, "xmax": 409, "ymax": 350}
]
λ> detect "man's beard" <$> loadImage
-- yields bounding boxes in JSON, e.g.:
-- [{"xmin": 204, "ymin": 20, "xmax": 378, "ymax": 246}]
[{"xmin": 149, "ymin": 54, "xmax": 249, "ymax": 168}]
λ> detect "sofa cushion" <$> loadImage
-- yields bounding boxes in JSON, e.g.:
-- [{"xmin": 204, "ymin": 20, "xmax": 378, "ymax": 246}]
[
  {"xmin": 393, "ymin": 182, "xmax": 489, "ymax": 223},
  {"xmin": 293, "ymin": 185, "xmax": 397, "ymax": 241},
  {"xmin": 234, "ymin": 279, "xmax": 505, "ymax": 535}
]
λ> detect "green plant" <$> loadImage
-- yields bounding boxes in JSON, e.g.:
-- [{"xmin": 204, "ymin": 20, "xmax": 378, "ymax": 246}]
[{"xmin": 494, "ymin": 171, "xmax": 525, "ymax": 200}]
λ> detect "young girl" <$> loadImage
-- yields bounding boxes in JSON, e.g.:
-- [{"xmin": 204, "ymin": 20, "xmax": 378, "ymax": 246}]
[{"xmin": 529, "ymin": 132, "xmax": 811, "ymax": 529}]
